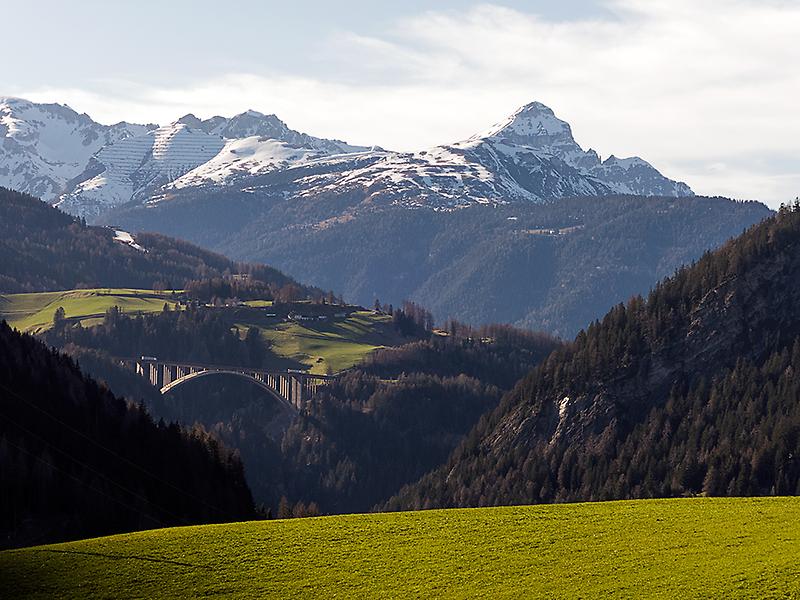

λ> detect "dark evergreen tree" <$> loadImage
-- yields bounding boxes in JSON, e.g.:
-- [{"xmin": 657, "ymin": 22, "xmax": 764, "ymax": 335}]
[
  {"xmin": 386, "ymin": 205, "xmax": 800, "ymax": 511},
  {"xmin": 0, "ymin": 321, "xmax": 256, "ymax": 549}
]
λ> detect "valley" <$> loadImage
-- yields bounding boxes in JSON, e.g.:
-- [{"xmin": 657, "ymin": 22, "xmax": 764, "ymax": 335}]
[{"xmin": 1, "ymin": 11, "xmax": 796, "ymax": 593}]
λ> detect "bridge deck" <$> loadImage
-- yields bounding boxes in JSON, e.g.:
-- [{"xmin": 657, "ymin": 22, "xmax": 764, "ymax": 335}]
[
  {"xmin": 118, "ymin": 357, "xmax": 337, "ymax": 410},
  {"xmin": 117, "ymin": 357, "xmax": 336, "ymax": 380}
]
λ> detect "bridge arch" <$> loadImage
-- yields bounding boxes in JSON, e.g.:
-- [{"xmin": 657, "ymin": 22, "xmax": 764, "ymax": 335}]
[
  {"xmin": 125, "ymin": 357, "xmax": 332, "ymax": 410},
  {"xmin": 160, "ymin": 370, "xmax": 296, "ymax": 410}
]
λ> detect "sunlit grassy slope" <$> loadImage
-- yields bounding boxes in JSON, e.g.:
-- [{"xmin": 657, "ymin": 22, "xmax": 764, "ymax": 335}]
[
  {"xmin": 0, "ymin": 290, "xmax": 398, "ymax": 373},
  {"xmin": 254, "ymin": 311, "xmax": 398, "ymax": 374},
  {"xmin": 2, "ymin": 498, "xmax": 799, "ymax": 599},
  {"xmin": 0, "ymin": 289, "xmax": 179, "ymax": 334}
]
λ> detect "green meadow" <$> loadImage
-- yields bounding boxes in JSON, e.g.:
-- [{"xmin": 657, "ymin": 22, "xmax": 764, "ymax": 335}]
[
  {"xmin": 0, "ymin": 290, "xmax": 398, "ymax": 373},
  {"xmin": 254, "ymin": 310, "xmax": 399, "ymax": 374},
  {"xmin": 2, "ymin": 497, "xmax": 799, "ymax": 599},
  {"xmin": 0, "ymin": 289, "xmax": 179, "ymax": 334}
]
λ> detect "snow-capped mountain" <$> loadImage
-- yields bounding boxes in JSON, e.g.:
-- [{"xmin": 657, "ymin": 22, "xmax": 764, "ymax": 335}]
[
  {"xmin": 157, "ymin": 101, "xmax": 691, "ymax": 213},
  {"xmin": 0, "ymin": 97, "xmax": 152, "ymax": 201},
  {"xmin": 56, "ymin": 122, "xmax": 227, "ymax": 218},
  {"xmin": 165, "ymin": 110, "xmax": 377, "ymax": 192},
  {"xmin": 256, "ymin": 101, "xmax": 691, "ymax": 210},
  {"xmin": 56, "ymin": 109, "xmax": 375, "ymax": 218},
  {"xmin": 0, "ymin": 97, "xmax": 692, "ymax": 220},
  {"xmin": 471, "ymin": 102, "xmax": 693, "ymax": 198}
]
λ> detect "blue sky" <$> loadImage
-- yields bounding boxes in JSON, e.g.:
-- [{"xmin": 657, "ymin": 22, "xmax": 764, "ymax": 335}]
[
  {"xmin": 8, "ymin": 1, "xmax": 609, "ymax": 87},
  {"xmin": 6, "ymin": 0, "xmax": 800, "ymax": 206}
]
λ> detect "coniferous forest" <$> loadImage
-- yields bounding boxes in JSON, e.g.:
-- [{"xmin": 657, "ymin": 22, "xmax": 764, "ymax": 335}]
[
  {"xmin": 0, "ymin": 321, "xmax": 255, "ymax": 549},
  {"xmin": 387, "ymin": 203, "xmax": 800, "ymax": 510}
]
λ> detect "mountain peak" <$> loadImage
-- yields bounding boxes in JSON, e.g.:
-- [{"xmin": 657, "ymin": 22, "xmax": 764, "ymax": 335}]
[
  {"xmin": 515, "ymin": 100, "xmax": 556, "ymax": 115},
  {"xmin": 223, "ymin": 108, "xmax": 280, "ymax": 122},
  {"xmin": 210, "ymin": 110, "xmax": 288, "ymax": 140},
  {"xmin": 176, "ymin": 113, "xmax": 203, "ymax": 128},
  {"xmin": 475, "ymin": 101, "xmax": 576, "ymax": 148},
  {"xmin": 241, "ymin": 109, "xmax": 266, "ymax": 118}
]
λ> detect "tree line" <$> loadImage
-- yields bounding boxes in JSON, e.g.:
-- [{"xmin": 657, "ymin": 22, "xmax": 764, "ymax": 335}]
[{"xmin": 0, "ymin": 186, "xmax": 316, "ymax": 297}]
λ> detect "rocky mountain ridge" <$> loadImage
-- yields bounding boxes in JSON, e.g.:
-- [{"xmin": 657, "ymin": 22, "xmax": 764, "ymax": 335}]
[
  {"xmin": 0, "ymin": 97, "xmax": 692, "ymax": 221},
  {"xmin": 0, "ymin": 97, "xmax": 152, "ymax": 202}
]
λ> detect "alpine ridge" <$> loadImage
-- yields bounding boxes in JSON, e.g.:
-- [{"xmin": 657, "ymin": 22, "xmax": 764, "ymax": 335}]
[
  {"xmin": 0, "ymin": 97, "xmax": 691, "ymax": 221},
  {"xmin": 0, "ymin": 97, "xmax": 152, "ymax": 202},
  {"xmin": 150, "ymin": 100, "xmax": 693, "ymax": 215}
]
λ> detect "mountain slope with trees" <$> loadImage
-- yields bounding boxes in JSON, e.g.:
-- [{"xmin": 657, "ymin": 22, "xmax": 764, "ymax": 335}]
[
  {"xmin": 0, "ymin": 321, "xmax": 256, "ymax": 549},
  {"xmin": 0, "ymin": 187, "xmax": 309, "ymax": 296},
  {"xmin": 111, "ymin": 193, "xmax": 770, "ymax": 336},
  {"xmin": 59, "ymin": 315, "xmax": 558, "ymax": 515},
  {"xmin": 387, "ymin": 202, "xmax": 800, "ymax": 510}
]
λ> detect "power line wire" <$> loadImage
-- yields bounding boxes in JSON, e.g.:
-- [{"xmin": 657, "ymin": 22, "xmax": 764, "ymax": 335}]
[
  {"xmin": 0, "ymin": 408, "xmax": 187, "ymax": 526},
  {"xmin": 3, "ymin": 438, "xmax": 168, "ymax": 532},
  {"xmin": 0, "ymin": 379, "xmax": 229, "ymax": 517}
]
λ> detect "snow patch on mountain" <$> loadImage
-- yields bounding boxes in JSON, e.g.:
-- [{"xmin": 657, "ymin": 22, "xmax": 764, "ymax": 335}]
[
  {"xmin": 0, "ymin": 97, "xmax": 692, "ymax": 220},
  {"xmin": 113, "ymin": 229, "xmax": 145, "ymax": 252},
  {"xmin": 169, "ymin": 136, "xmax": 329, "ymax": 189},
  {"xmin": 56, "ymin": 122, "xmax": 226, "ymax": 218},
  {"xmin": 0, "ymin": 97, "xmax": 151, "ymax": 201}
]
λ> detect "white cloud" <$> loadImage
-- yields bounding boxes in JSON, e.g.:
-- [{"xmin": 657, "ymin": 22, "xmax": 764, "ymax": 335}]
[{"xmin": 13, "ymin": 0, "xmax": 800, "ymax": 207}]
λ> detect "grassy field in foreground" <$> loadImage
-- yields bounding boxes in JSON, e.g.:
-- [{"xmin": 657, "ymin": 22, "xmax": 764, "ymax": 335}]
[
  {"xmin": 0, "ymin": 289, "xmax": 179, "ymax": 333},
  {"xmin": 2, "ymin": 498, "xmax": 799, "ymax": 599}
]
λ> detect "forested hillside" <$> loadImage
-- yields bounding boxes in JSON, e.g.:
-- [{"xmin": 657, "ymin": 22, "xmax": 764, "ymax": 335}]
[
  {"xmin": 109, "ymin": 192, "xmax": 771, "ymax": 336},
  {"xmin": 0, "ymin": 321, "xmax": 256, "ymax": 548},
  {"xmin": 277, "ymin": 327, "xmax": 559, "ymax": 513},
  {"xmin": 61, "ymin": 317, "xmax": 558, "ymax": 514},
  {"xmin": 0, "ymin": 187, "xmax": 308, "ymax": 296},
  {"xmin": 388, "ymin": 203, "xmax": 800, "ymax": 510}
]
